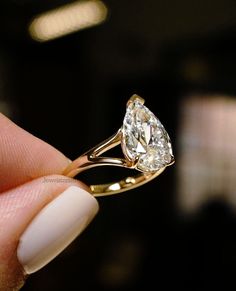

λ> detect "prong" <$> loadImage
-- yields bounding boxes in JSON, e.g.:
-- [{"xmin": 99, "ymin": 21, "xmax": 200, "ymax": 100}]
[
  {"xmin": 131, "ymin": 156, "xmax": 140, "ymax": 169},
  {"xmin": 126, "ymin": 94, "xmax": 145, "ymax": 107},
  {"xmin": 167, "ymin": 156, "xmax": 175, "ymax": 166}
]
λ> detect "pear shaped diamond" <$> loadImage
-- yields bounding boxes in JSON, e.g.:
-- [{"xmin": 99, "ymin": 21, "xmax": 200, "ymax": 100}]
[{"xmin": 122, "ymin": 97, "xmax": 173, "ymax": 172}]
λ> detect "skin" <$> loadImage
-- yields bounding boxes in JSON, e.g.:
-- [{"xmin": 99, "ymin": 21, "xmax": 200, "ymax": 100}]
[{"xmin": 0, "ymin": 113, "xmax": 86, "ymax": 290}]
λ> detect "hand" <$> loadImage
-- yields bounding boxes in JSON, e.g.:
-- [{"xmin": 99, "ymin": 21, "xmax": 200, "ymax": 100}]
[{"xmin": 0, "ymin": 113, "xmax": 99, "ymax": 290}]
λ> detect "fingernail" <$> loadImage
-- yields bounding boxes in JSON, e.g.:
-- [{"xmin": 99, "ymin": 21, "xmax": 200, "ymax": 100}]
[{"xmin": 17, "ymin": 186, "xmax": 99, "ymax": 274}]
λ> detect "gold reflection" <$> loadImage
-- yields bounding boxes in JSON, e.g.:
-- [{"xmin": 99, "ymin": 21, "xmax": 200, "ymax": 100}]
[
  {"xmin": 178, "ymin": 96, "xmax": 236, "ymax": 213},
  {"xmin": 29, "ymin": 0, "xmax": 108, "ymax": 42}
]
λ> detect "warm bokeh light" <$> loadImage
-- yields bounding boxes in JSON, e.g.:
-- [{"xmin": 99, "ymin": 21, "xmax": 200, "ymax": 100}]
[
  {"xmin": 29, "ymin": 0, "xmax": 108, "ymax": 42},
  {"xmin": 177, "ymin": 96, "xmax": 236, "ymax": 213}
]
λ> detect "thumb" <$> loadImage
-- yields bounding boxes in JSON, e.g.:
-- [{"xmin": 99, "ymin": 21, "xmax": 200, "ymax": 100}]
[{"xmin": 0, "ymin": 175, "xmax": 98, "ymax": 291}]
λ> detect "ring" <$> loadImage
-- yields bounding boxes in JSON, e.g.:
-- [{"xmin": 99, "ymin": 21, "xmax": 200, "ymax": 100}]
[{"xmin": 63, "ymin": 94, "xmax": 174, "ymax": 197}]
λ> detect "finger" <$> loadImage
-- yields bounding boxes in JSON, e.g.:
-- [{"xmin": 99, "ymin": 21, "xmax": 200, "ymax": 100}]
[
  {"xmin": 0, "ymin": 175, "xmax": 98, "ymax": 290},
  {"xmin": 0, "ymin": 113, "xmax": 70, "ymax": 192}
]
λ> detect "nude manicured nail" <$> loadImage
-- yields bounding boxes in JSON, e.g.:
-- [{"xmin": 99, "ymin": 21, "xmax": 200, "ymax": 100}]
[{"xmin": 17, "ymin": 186, "xmax": 98, "ymax": 274}]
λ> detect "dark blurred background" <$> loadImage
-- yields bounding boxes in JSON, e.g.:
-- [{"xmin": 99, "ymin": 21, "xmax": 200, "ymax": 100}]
[{"xmin": 1, "ymin": 0, "xmax": 236, "ymax": 290}]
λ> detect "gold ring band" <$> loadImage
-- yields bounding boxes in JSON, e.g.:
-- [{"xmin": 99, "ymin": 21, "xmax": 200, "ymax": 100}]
[{"xmin": 63, "ymin": 95, "xmax": 174, "ymax": 197}]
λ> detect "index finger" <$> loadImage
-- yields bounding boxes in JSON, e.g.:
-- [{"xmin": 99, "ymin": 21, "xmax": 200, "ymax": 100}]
[{"xmin": 0, "ymin": 113, "xmax": 70, "ymax": 192}]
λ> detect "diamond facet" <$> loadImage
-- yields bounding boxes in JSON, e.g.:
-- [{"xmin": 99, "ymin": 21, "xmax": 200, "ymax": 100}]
[{"xmin": 122, "ymin": 97, "xmax": 173, "ymax": 172}]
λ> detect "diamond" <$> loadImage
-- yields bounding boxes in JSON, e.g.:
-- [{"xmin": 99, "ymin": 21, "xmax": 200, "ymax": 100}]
[{"xmin": 122, "ymin": 97, "xmax": 173, "ymax": 172}]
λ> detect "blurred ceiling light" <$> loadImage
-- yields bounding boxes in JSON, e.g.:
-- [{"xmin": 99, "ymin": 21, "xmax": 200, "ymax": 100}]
[{"xmin": 29, "ymin": 0, "xmax": 108, "ymax": 42}]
